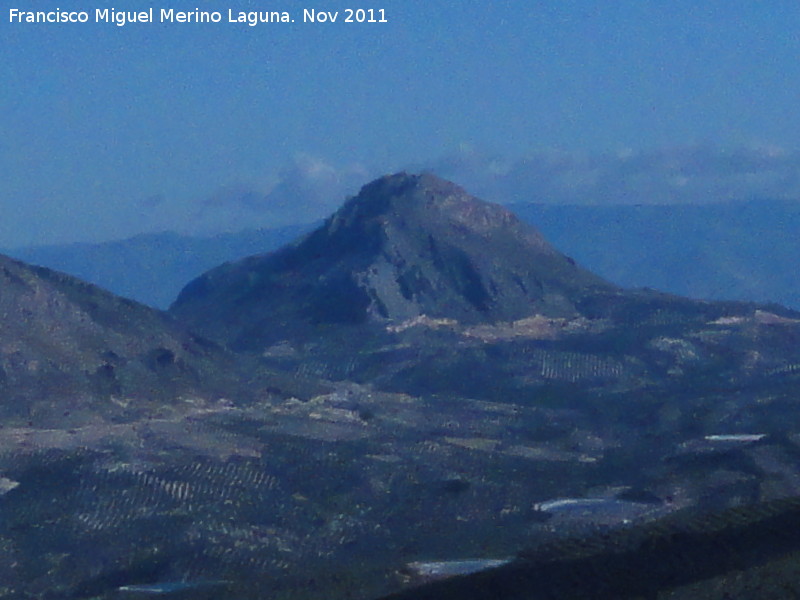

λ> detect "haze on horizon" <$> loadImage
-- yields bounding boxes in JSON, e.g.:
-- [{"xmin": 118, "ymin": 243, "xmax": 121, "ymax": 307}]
[{"xmin": 3, "ymin": 0, "xmax": 800, "ymax": 247}]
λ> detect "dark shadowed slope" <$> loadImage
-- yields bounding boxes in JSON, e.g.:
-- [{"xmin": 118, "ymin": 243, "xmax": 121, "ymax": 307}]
[
  {"xmin": 170, "ymin": 173, "xmax": 615, "ymax": 351},
  {"xmin": 375, "ymin": 495, "xmax": 800, "ymax": 600}
]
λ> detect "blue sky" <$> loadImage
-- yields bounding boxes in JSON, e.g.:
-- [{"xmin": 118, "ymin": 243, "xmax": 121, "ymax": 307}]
[{"xmin": 3, "ymin": 1, "xmax": 800, "ymax": 246}]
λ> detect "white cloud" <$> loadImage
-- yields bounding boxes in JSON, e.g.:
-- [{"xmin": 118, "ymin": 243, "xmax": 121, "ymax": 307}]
[
  {"xmin": 424, "ymin": 144, "xmax": 800, "ymax": 206},
  {"xmin": 183, "ymin": 155, "xmax": 374, "ymax": 235},
  {"xmin": 136, "ymin": 145, "xmax": 800, "ymax": 241}
]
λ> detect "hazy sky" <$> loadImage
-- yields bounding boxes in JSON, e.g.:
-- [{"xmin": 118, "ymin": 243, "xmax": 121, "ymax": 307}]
[{"xmin": 3, "ymin": 1, "xmax": 800, "ymax": 246}]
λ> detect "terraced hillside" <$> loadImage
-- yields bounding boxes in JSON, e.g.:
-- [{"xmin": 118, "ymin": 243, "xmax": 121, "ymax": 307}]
[{"xmin": 2, "ymin": 380, "xmax": 800, "ymax": 599}]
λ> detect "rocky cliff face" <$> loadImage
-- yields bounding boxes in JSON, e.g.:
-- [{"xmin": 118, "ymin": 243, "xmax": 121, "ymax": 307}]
[{"xmin": 170, "ymin": 173, "xmax": 615, "ymax": 351}]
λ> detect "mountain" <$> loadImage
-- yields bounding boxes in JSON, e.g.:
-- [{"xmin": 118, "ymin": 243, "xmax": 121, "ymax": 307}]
[
  {"xmin": 3, "ymin": 225, "xmax": 313, "ymax": 309},
  {"xmin": 168, "ymin": 173, "xmax": 800, "ymax": 404},
  {"xmin": 0, "ymin": 253, "xmax": 285, "ymax": 425},
  {"xmin": 170, "ymin": 173, "xmax": 615, "ymax": 351}
]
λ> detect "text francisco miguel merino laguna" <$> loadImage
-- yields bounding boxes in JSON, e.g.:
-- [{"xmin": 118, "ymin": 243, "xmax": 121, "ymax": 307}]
[{"xmin": 8, "ymin": 7, "xmax": 389, "ymax": 26}]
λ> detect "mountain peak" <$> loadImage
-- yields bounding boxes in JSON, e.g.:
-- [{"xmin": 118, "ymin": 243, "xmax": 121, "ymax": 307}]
[
  {"xmin": 170, "ymin": 173, "xmax": 615, "ymax": 350},
  {"xmin": 330, "ymin": 172, "xmax": 549, "ymax": 247}
]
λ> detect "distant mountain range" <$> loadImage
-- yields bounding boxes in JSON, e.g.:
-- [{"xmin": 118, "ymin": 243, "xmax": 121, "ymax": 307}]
[
  {"xmin": 2, "ymin": 224, "xmax": 313, "ymax": 310},
  {"xmin": 4, "ymin": 199, "xmax": 798, "ymax": 312},
  {"xmin": 512, "ymin": 199, "xmax": 800, "ymax": 310}
]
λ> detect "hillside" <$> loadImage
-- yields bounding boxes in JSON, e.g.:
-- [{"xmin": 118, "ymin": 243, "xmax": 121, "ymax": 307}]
[{"xmin": 0, "ymin": 253, "xmax": 288, "ymax": 425}]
